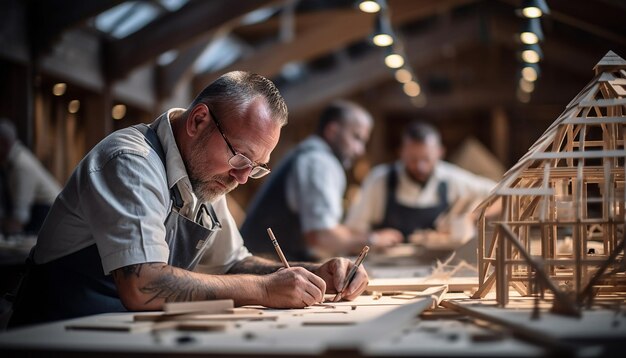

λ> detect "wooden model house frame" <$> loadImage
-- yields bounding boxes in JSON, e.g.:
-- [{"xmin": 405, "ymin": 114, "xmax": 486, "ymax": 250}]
[{"xmin": 472, "ymin": 51, "xmax": 626, "ymax": 315}]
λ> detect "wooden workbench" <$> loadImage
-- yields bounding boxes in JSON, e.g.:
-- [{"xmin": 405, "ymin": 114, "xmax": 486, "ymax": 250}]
[{"xmin": 1, "ymin": 291, "xmax": 624, "ymax": 357}]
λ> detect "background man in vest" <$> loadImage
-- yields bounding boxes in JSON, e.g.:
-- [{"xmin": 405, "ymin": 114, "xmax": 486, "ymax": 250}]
[{"xmin": 242, "ymin": 100, "xmax": 392, "ymax": 260}]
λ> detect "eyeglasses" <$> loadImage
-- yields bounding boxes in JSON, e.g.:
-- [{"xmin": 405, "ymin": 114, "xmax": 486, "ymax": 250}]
[{"xmin": 207, "ymin": 105, "xmax": 271, "ymax": 179}]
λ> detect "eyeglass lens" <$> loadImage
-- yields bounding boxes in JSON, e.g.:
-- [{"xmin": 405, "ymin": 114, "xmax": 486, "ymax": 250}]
[{"xmin": 228, "ymin": 154, "xmax": 270, "ymax": 178}]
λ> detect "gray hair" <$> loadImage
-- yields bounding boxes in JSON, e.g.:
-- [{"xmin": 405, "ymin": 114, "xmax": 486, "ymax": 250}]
[{"xmin": 190, "ymin": 71, "xmax": 288, "ymax": 127}]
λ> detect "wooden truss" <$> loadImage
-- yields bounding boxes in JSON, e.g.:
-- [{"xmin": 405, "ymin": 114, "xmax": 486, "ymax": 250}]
[{"xmin": 473, "ymin": 51, "xmax": 626, "ymax": 315}]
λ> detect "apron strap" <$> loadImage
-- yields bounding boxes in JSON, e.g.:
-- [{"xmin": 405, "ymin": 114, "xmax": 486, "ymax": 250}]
[{"xmin": 132, "ymin": 124, "xmax": 185, "ymax": 209}]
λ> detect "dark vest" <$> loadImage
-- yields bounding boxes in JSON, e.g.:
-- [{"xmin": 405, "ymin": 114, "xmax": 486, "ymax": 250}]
[
  {"xmin": 241, "ymin": 146, "xmax": 316, "ymax": 261},
  {"xmin": 374, "ymin": 165, "xmax": 449, "ymax": 241}
]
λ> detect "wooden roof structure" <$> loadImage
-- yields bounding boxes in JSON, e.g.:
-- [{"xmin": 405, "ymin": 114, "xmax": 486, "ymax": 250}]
[
  {"xmin": 1, "ymin": 0, "xmax": 625, "ymax": 201},
  {"xmin": 2, "ymin": 1, "xmax": 625, "ymax": 117},
  {"xmin": 472, "ymin": 51, "xmax": 626, "ymax": 315}
]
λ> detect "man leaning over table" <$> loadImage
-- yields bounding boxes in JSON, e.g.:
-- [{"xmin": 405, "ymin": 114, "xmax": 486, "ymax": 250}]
[{"xmin": 9, "ymin": 71, "xmax": 368, "ymax": 328}]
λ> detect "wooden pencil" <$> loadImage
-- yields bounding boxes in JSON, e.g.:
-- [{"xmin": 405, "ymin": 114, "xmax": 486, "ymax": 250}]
[{"xmin": 267, "ymin": 227, "xmax": 290, "ymax": 268}]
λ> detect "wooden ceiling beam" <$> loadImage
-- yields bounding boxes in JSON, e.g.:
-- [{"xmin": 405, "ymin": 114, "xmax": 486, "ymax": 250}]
[
  {"xmin": 280, "ymin": 1, "xmax": 609, "ymax": 117},
  {"xmin": 193, "ymin": 0, "xmax": 477, "ymax": 92},
  {"xmin": 195, "ymin": 8, "xmax": 373, "ymax": 90},
  {"xmin": 155, "ymin": 41, "xmax": 207, "ymax": 101},
  {"xmin": 233, "ymin": 0, "xmax": 477, "ymax": 42},
  {"xmin": 547, "ymin": 0, "xmax": 626, "ymax": 46},
  {"xmin": 104, "ymin": 0, "xmax": 275, "ymax": 81},
  {"xmin": 28, "ymin": 0, "xmax": 122, "ymax": 58},
  {"xmin": 280, "ymin": 13, "xmax": 483, "ymax": 115}
]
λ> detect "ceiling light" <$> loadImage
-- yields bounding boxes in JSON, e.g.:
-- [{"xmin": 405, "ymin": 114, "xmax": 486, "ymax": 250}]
[
  {"xmin": 385, "ymin": 53, "xmax": 404, "ymax": 68},
  {"xmin": 520, "ymin": 32, "xmax": 538, "ymax": 45},
  {"xmin": 403, "ymin": 81, "xmax": 421, "ymax": 97},
  {"xmin": 519, "ymin": 18, "xmax": 544, "ymax": 45},
  {"xmin": 358, "ymin": 0, "xmax": 381, "ymax": 13},
  {"xmin": 521, "ymin": 63, "xmax": 540, "ymax": 82},
  {"xmin": 520, "ymin": 0, "xmax": 550, "ymax": 18},
  {"xmin": 52, "ymin": 83, "xmax": 67, "ymax": 96},
  {"xmin": 520, "ymin": 43, "xmax": 542, "ymax": 63},
  {"xmin": 68, "ymin": 100, "xmax": 80, "ymax": 114},
  {"xmin": 395, "ymin": 68, "xmax": 412, "ymax": 83},
  {"xmin": 372, "ymin": 13, "xmax": 394, "ymax": 47},
  {"xmin": 112, "ymin": 104, "xmax": 127, "ymax": 120},
  {"xmin": 373, "ymin": 34, "xmax": 393, "ymax": 47}
]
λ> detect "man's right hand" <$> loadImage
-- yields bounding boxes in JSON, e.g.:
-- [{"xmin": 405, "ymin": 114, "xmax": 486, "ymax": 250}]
[{"xmin": 261, "ymin": 267, "xmax": 326, "ymax": 308}]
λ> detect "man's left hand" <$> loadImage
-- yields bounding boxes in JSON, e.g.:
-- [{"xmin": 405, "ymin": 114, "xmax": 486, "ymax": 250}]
[{"xmin": 313, "ymin": 257, "xmax": 368, "ymax": 301}]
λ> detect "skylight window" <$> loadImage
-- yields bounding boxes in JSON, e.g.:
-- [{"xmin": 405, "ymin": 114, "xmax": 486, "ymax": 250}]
[{"xmin": 94, "ymin": 0, "xmax": 189, "ymax": 39}]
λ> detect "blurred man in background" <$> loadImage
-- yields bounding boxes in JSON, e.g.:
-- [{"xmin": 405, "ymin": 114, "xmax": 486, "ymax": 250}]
[
  {"xmin": 242, "ymin": 100, "xmax": 387, "ymax": 260},
  {"xmin": 345, "ymin": 120, "xmax": 496, "ymax": 249},
  {"xmin": 0, "ymin": 119, "xmax": 60, "ymax": 236}
]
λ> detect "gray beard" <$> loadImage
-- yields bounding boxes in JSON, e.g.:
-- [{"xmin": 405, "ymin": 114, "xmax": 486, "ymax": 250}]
[{"xmin": 189, "ymin": 178, "xmax": 223, "ymax": 203}]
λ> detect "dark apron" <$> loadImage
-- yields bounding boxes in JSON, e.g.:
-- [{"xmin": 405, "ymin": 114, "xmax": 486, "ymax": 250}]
[
  {"xmin": 8, "ymin": 124, "xmax": 221, "ymax": 327},
  {"xmin": 374, "ymin": 165, "xmax": 449, "ymax": 242}
]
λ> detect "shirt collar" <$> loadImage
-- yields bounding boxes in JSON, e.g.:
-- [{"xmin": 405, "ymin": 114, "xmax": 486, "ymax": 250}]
[
  {"xmin": 151, "ymin": 109, "xmax": 191, "ymax": 191},
  {"xmin": 151, "ymin": 109, "xmax": 203, "ymax": 216}
]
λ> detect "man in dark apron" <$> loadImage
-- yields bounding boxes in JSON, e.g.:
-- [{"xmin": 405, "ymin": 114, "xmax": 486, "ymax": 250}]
[
  {"xmin": 345, "ymin": 121, "xmax": 496, "ymax": 248},
  {"xmin": 9, "ymin": 72, "xmax": 369, "ymax": 328}
]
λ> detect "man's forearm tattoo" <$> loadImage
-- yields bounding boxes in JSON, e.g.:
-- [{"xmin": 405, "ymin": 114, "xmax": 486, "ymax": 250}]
[
  {"xmin": 139, "ymin": 266, "xmax": 215, "ymax": 304},
  {"xmin": 113, "ymin": 263, "xmax": 215, "ymax": 304}
]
